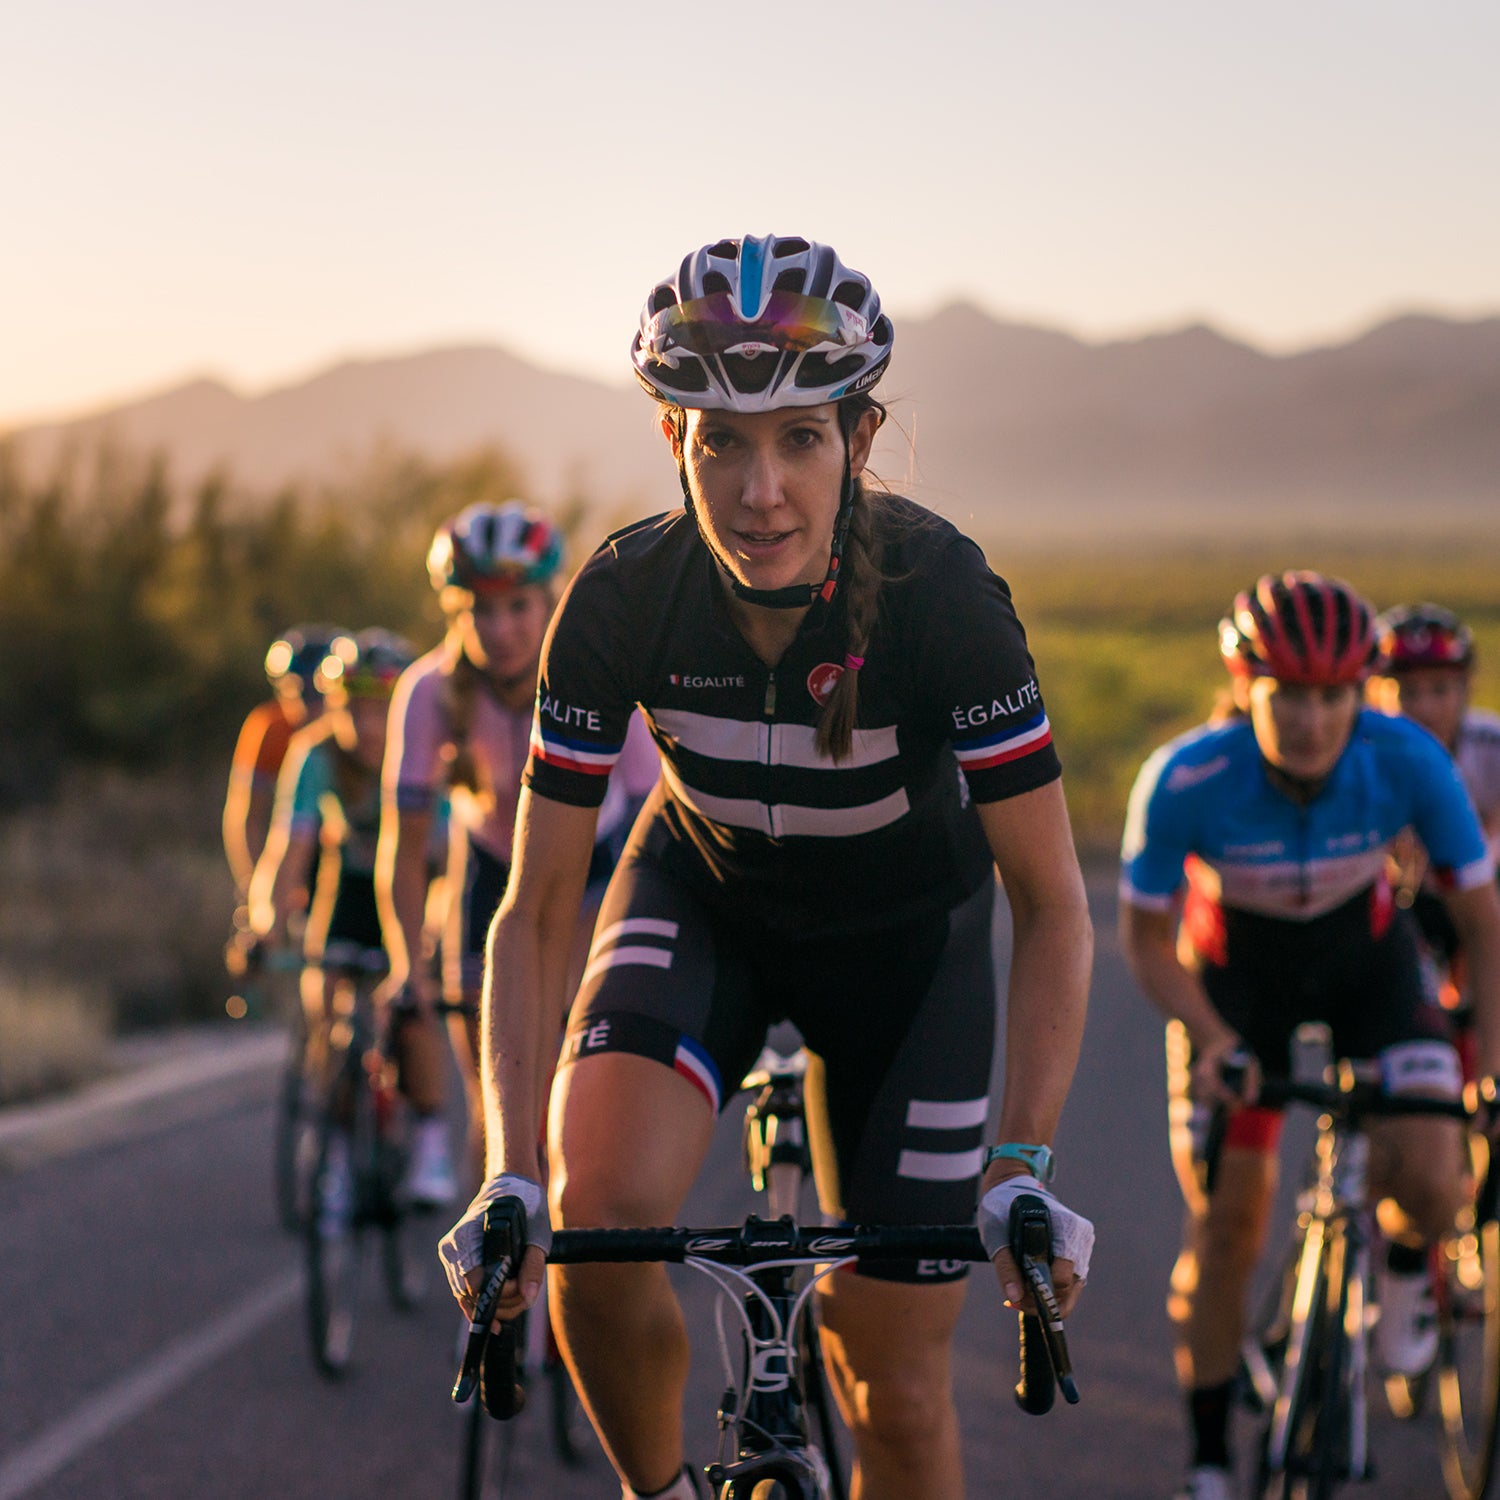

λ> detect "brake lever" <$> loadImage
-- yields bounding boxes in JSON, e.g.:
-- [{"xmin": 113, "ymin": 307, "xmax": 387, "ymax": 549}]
[
  {"xmin": 1009, "ymin": 1193, "xmax": 1080, "ymax": 1411},
  {"xmin": 450, "ymin": 1197, "xmax": 527, "ymax": 1416}
]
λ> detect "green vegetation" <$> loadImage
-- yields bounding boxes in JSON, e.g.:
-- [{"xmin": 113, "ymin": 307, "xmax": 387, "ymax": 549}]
[
  {"xmin": 998, "ymin": 545, "xmax": 1500, "ymax": 851},
  {"xmin": 2, "ymin": 443, "xmax": 1496, "ymax": 1049}
]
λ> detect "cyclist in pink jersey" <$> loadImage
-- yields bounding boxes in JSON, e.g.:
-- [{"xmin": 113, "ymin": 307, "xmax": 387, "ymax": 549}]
[{"xmin": 378, "ymin": 502, "xmax": 657, "ymax": 1198}]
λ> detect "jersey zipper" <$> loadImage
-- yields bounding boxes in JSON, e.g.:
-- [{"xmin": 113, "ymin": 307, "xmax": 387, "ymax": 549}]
[
  {"xmin": 1295, "ymin": 804, "xmax": 1311, "ymax": 910},
  {"xmin": 763, "ymin": 667, "xmax": 781, "ymax": 840}
]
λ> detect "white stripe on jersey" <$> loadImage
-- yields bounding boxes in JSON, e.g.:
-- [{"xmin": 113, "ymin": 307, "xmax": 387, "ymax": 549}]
[
  {"xmin": 661, "ymin": 762, "xmax": 909, "ymax": 839},
  {"xmin": 651, "ymin": 708, "xmax": 899, "ymax": 772}
]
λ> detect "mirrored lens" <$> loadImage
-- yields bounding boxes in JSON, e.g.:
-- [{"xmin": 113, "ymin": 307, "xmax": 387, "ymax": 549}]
[{"xmin": 647, "ymin": 291, "xmax": 867, "ymax": 361}]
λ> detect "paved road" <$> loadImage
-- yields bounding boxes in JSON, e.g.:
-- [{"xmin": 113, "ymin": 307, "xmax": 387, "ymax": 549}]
[{"xmin": 0, "ymin": 884, "xmax": 1444, "ymax": 1498}]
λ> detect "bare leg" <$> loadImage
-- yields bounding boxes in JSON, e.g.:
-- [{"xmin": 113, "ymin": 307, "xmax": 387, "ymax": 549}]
[
  {"xmin": 1175, "ymin": 1147, "xmax": 1278, "ymax": 1389},
  {"xmin": 547, "ymin": 1053, "xmax": 715, "ymax": 1496},
  {"xmin": 818, "ymin": 1272, "xmax": 967, "ymax": 1500}
]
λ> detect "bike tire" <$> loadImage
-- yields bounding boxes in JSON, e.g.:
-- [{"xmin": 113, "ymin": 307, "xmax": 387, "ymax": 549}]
[
  {"xmin": 273, "ymin": 1017, "xmax": 315, "ymax": 1233},
  {"xmin": 1439, "ymin": 1214, "xmax": 1500, "ymax": 1500},
  {"xmin": 459, "ymin": 1312, "xmax": 525, "ymax": 1500},
  {"xmin": 1257, "ymin": 1216, "xmax": 1334, "ymax": 1500},
  {"xmin": 304, "ymin": 1061, "xmax": 372, "ymax": 1377},
  {"xmin": 800, "ymin": 1305, "xmax": 848, "ymax": 1500},
  {"xmin": 544, "ymin": 1348, "xmax": 587, "ymax": 1467}
]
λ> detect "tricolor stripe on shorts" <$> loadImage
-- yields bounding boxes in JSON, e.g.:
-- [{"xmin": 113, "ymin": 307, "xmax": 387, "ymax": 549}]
[{"xmin": 673, "ymin": 1036, "xmax": 722, "ymax": 1113}]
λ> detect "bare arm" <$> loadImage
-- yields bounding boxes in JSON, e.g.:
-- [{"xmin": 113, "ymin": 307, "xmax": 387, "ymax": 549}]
[
  {"xmin": 481, "ymin": 789, "xmax": 601, "ymax": 1180},
  {"xmin": 223, "ymin": 774, "xmax": 275, "ymax": 896},
  {"xmin": 1119, "ymin": 900, "xmax": 1247, "ymax": 1102},
  {"xmin": 977, "ymin": 779, "xmax": 1093, "ymax": 1176},
  {"xmin": 375, "ymin": 803, "xmax": 437, "ymax": 995},
  {"xmin": 1446, "ymin": 880, "xmax": 1500, "ymax": 1077},
  {"xmin": 248, "ymin": 824, "xmax": 315, "ymax": 944}
]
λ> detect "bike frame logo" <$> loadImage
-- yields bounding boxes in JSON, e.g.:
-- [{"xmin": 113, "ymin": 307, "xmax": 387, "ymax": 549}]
[{"xmin": 749, "ymin": 1345, "xmax": 792, "ymax": 1392}]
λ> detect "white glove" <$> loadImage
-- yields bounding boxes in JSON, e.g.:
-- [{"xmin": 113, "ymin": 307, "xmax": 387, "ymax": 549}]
[
  {"xmin": 976, "ymin": 1174, "xmax": 1094, "ymax": 1283},
  {"xmin": 438, "ymin": 1173, "xmax": 550, "ymax": 1303}
]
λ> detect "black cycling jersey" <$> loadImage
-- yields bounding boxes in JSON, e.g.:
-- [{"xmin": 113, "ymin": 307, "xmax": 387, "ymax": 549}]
[{"xmin": 525, "ymin": 499, "xmax": 1060, "ymax": 938}]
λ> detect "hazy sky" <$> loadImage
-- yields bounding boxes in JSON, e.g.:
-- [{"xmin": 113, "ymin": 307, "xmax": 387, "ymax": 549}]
[{"xmin": 4, "ymin": 0, "xmax": 1498, "ymax": 425}]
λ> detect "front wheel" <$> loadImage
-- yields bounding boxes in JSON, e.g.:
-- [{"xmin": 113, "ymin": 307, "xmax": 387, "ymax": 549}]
[
  {"xmin": 273, "ymin": 1016, "xmax": 316, "ymax": 1233},
  {"xmin": 1438, "ymin": 1213, "xmax": 1500, "ymax": 1500}
]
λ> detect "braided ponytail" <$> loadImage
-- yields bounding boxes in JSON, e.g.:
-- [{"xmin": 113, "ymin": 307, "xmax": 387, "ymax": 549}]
[{"xmin": 815, "ymin": 476, "xmax": 885, "ymax": 763}]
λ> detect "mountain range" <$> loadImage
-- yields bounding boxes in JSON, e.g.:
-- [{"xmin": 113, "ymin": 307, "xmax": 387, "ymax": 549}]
[{"xmin": 8, "ymin": 306, "xmax": 1499, "ymax": 539}]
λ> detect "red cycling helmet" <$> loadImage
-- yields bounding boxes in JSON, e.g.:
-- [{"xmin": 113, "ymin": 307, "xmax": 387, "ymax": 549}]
[
  {"xmin": 1219, "ymin": 572, "xmax": 1378, "ymax": 686},
  {"xmin": 1375, "ymin": 603, "xmax": 1475, "ymax": 672}
]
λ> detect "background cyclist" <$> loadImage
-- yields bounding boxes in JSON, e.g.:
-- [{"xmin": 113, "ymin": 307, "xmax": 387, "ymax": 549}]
[
  {"xmin": 376, "ymin": 501, "xmax": 657, "ymax": 1196},
  {"xmin": 223, "ymin": 623, "xmax": 343, "ymax": 898},
  {"xmin": 1119, "ymin": 572, "xmax": 1500, "ymax": 1500},
  {"xmin": 247, "ymin": 630, "xmax": 458, "ymax": 1207},
  {"xmin": 438, "ymin": 233, "xmax": 1095, "ymax": 1500},
  {"xmin": 1370, "ymin": 603, "xmax": 1500, "ymax": 987}
]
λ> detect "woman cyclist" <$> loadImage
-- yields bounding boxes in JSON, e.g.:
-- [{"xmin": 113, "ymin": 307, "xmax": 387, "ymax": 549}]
[
  {"xmin": 249, "ymin": 630, "xmax": 457, "ymax": 1205},
  {"xmin": 376, "ymin": 501, "xmax": 657, "ymax": 1202},
  {"xmin": 223, "ymin": 623, "xmax": 344, "ymax": 897},
  {"xmin": 1371, "ymin": 604, "xmax": 1500, "ymax": 979},
  {"xmin": 438, "ymin": 233, "xmax": 1095, "ymax": 1500},
  {"xmin": 1119, "ymin": 573, "xmax": 1500, "ymax": 1500}
]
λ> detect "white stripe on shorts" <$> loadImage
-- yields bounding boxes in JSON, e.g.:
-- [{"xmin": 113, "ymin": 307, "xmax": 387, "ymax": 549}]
[
  {"xmin": 897, "ymin": 1147, "xmax": 985, "ymax": 1182},
  {"xmin": 905, "ymin": 1097, "xmax": 989, "ymax": 1130},
  {"xmin": 580, "ymin": 944, "xmax": 674, "ymax": 989}
]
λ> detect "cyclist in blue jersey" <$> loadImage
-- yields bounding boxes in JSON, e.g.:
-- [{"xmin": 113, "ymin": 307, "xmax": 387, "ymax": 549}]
[
  {"xmin": 439, "ymin": 234, "xmax": 1095, "ymax": 1500},
  {"xmin": 1120, "ymin": 572, "xmax": 1500, "ymax": 1500}
]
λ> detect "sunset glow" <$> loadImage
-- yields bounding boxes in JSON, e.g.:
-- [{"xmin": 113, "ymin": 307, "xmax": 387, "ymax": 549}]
[{"xmin": 3, "ymin": 0, "xmax": 1498, "ymax": 425}]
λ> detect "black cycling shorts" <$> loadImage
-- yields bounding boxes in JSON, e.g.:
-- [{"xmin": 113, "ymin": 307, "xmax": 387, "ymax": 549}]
[
  {"xmin": 454, "ymin": 835, "xmax": 623, "ymax": 994},
  {"xmin": 321, "ymin": 869, "xmax": 386, "ymax": 974},
  {"xmin": 559, "ymin": 851, "xmax": 998, "ymax": 1283},
  {"xmin": 1196, "ymin": 885, "xmax": 1447, "ymax": 1076}
]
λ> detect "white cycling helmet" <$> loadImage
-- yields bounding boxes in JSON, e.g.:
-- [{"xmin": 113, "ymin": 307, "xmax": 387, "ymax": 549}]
[{"xmin": 631, "ymin": 234, "xmax": 893, "ymax": 413}]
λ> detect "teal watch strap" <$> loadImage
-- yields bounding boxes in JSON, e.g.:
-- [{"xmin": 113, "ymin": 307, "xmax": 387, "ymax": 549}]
[{"xmin": 982, "ymin": 1142, "xmax": 1055, "ymax": 1183}]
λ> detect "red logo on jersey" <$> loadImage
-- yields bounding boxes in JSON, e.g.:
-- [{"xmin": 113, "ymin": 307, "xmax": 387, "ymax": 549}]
[{"xmin": 806, "ymin": 662, "xmax": 844, "ymax": 706}]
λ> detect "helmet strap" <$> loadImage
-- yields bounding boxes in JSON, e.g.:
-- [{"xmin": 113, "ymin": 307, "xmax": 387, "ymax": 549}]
[{"xmin": 676, "ymin": 406, "xmax": 857, "ymax": 612}]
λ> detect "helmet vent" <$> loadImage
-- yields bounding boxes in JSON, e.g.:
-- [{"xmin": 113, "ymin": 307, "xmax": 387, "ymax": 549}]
[
  {"xmin": 648, "ymin": 285, "xmax": 678, "ymax": 314},
  {"xmin": 773, "ymin": 268, "xmax": 805, "ymax": 293},
  {"xmin": 831, "ymin": 279, "xmax": 865, "ymax": 310},
  {"xmin": 722, "ymin": 352, "xmax": 777, "ymax": 394},
  {"xmin": 795, "ymin": 352, "xmax": 862, "ymax": 388},
  {"xmin": 707, "ymin": 240, "xmax": 739, "ymax": 260},
  {"xmin": 702, "ymin": 271, "xmax": 732, "ymax": 295},
  {"xmin": 773, "ymin": 237, "xmax": 809, "ymax": 256}
]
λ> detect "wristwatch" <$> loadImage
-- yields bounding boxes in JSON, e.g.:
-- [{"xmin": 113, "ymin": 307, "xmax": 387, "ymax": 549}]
[{"xmin": 982, "ymin": 1142, "xmax": 1055, "ymax": 1183}]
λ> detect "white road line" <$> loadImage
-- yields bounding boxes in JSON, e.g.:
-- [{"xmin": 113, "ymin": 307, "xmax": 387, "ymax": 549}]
[{"xmin": 0, "ymin": 1270, "xmax": 300, "ymax": 1500}]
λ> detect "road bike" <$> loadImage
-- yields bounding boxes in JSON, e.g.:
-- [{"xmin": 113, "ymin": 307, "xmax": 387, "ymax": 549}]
[
  {"xmin": 1239, "ymin": 1062, "xmax": 1471, "ymax": 1499},
  {"xmin": 453, "ymin": 1040, "xmax": 1079, "ymax": 1499},
  {"xmin": 303, "ymin": 955, "xmax": 437, "ymax": 1376},
  {"xmin": 224, "ymin": 908, "xmax": 312, "ymax": 1232}
]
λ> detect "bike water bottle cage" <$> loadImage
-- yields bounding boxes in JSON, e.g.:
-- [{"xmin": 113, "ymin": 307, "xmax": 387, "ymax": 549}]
[{"xmin": 984, "ymin": 1143, "xmax": 1055, "ymax": 1183}]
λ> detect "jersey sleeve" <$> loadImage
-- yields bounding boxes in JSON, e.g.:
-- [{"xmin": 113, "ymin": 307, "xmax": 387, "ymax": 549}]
[
  {"xmin": 1119, "ymin": 742, "xmax": 1194, "ymax": 911},
  {"xmin": 275, "ymin": 738, "xmax": 327, "ymax": 839},
  {"xmin": 1406, "ymin": 722, "xmax": 1496, "ymax": 892},
  {"xmin": 913, "ymin": 533, "xmax": 1062, "ymax": 803},
  {"xmin": 382, "ymin": 661, "xmax": 445, "ymax": 816},
  {"xmin": 229, "ymin": 703, "xmax": 289, "ymax": 793},
  {"xmin": 523, "ymin": 551, "xmax": 640, "ymax": 810}
]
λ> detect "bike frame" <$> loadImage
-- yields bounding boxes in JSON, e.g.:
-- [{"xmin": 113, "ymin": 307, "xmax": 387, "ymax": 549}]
[{"xmin": 1262, "ymin": 1109, "xmax": 1373, "ymax": 1485}]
